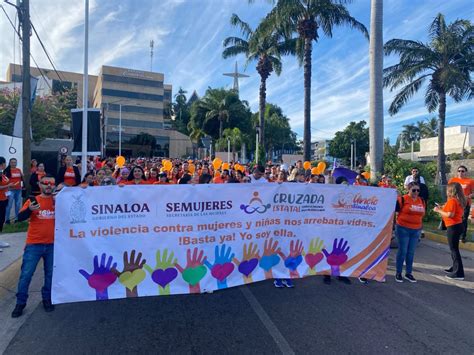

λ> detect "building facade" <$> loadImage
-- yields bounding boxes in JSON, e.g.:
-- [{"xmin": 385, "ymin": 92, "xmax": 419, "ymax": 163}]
[
  {"xmin": 311, "ymin": 139, "xmax": 333, "ymax": 162},
  {"xmin": 5, "ymin": 63, "xmax": 192, "ymax": 158}
]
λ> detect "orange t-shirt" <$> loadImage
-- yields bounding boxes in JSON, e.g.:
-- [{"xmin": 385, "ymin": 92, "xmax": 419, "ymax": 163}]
[
  {"xmin": 63, "ymin": 167, "xmax": 77, "ymax": 186},
  {"xmin": 20, "ymin": 196, "xmax": 55, "ymax": 244},
  {"xmin": 396, "ymin": 195, "xmax": 426, "ymax": 230},
  {"xmin": 124, "ymin": 179, "xmax": 148, "ymax": 185},
  {"xmin": 354, "ymin": 180, "xmax": 368, "ymax": 186},
  {"xmin": 448, "ymin": 177, "xmax": 474, "ymax": 205},
  {"xmin": 9, "ymin": 168, "xmax": 22, "ymax": 190},
  {"xmin": 0, "ymin": 175, "xmax": 10, "ymax": 201},
  {"xmin": 442, "ymin": 198, "xmax": 463, "ymax": 227}
]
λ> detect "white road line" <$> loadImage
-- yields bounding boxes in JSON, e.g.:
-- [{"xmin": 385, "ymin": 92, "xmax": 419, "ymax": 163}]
[{"xmin": 240, "ymin": 286, "xmax": 295, "ymax": 355}]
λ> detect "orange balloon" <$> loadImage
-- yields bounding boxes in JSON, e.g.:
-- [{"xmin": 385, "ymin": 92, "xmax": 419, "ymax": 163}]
[
  {"xmin": 311, "ymin": 167, "xmax": 319, "ymax": 175},
  {"xmin": 317, "ymin": 162, "xmax": 326, "ymax": 173},
  {"xmin": 116, "ymin": 156, "xmax": 125, "ymax": 168},
  {"xmin": 234, "ymin": 163, "xmax": 241, "ymax": 171},
  {"xmin": 188, "ymin": 159, "xmax": 193, "ymax": 164},
  {"xmin": 222, "ymin": 162, "xmax": 230, "ymax": 170},
  {"xmin": 213, "ymin": 158, "xmax": 222, "ymax": 170},
  {"xmin": 362, "ymin": 171, "xmax": 371, "ymax": 180},
  {"xmin": 303, "ymin": 161, "xmax": 311, "ymax": 170},
  {"xmin": 163, "ymin": 160, "xmax": 172, "ymax": 172},
  {"xmin": 188, "ymin": 163, "xmax": 196, "ymax": 174}
]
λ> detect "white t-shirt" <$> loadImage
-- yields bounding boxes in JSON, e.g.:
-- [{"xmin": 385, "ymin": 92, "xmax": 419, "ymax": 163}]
[
  {"xmin": 404, "ymin": 175, "xmax": 425, "ymax": 187},
  {"xmin": 249, "ymin": 175, "xmax": 269, "ymax": 184}
]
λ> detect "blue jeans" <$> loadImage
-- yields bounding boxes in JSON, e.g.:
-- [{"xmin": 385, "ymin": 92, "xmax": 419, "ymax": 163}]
[
  {"xmin": 16, "ymin": 244, "xmax": 54, "ymax": 305},
  {"xmin": 396, "ymin": 225, "xmax": 421, "ymax": 274},
  {"xmin": 6, "ymin": 189, "xmax": 22, "ymax": 222}
]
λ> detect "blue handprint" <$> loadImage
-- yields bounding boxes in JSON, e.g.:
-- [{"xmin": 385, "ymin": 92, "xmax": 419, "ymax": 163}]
[
  {"xmin": 204, "ymin": 244, "xmax": 235, "ymax": 289},
  {"xmin": 79, "ymin": 253, "xmax": 118, "ymax": 300}
]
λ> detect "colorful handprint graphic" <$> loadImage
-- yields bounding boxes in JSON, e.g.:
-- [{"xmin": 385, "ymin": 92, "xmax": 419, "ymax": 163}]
[
  {"xmin": 204, "ymin": 244, "xmax": 235, "ymax": 289},
  {"xmin": 79, "ymin": 253, "xmax": 118, "ymax": 300},
  {"xmin": 322, "ymin": 238, "xmax": 350, "ymax": 277},
  {"xmin": 112, "ymin": 250, "xmax": 146, "ymax": 298},
  {"xmin": 175, "ymin": 248, "xmax": 207, "ymax": 293},
  {"xmin": 233, "ymin": 242, "xmax": 260, "ymax": 283},
  {"xmin": 278, "ymin": 240, "xmax": 304, "ymax": 278},
  {"xmin": 304, "ymin": 238, "xmax": 325, "ymax": 276},
  {"xmin": 258, "ymin": 238, "xmax": 281, "ymax": 279},
  {"xmin": 144, "ymin": 249, "xmax": 178, "ymax": 295}
]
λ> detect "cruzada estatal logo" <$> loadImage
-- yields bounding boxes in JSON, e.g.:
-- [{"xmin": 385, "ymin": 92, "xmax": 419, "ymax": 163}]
[
  {"xmin": 332, "ymin": 192, "xmax": 378, "ymax": 215},
  {"xmin": 240, "ymin": 192, "xmax": 271, "ymax": 214},
  {"xmin": 70, "ymin": 195, "xmax": 86, "ymax": 224}
]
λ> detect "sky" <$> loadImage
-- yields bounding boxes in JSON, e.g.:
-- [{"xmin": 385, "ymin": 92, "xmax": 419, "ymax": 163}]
[{"xmin": 0, "ymin": 0, "xmax": 473, "ymax": 143}]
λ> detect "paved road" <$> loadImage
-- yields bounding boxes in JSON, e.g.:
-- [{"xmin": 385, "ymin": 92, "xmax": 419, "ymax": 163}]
[{"xmin": 1, "ymin": 239, "xmax": 473, "ymax": 354}]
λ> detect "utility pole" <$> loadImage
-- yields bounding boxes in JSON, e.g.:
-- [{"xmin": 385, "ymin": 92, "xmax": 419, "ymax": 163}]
[{"xmin": 20, "ymin": 0, "xmax": 32, "ymax": 192}]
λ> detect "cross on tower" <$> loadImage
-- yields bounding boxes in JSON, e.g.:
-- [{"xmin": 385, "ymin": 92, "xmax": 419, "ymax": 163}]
[{"xmin": 223, "ymin": 62, "xmax": 249, "ymax": 95}]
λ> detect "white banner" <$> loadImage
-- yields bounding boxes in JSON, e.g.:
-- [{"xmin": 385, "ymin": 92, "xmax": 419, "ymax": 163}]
[{"xmin": 53, "ymin": 184, "xmax": 397, "ymax": 304}]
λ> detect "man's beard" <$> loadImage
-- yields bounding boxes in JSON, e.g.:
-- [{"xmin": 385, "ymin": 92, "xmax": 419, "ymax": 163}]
[{"xmin": 42, "ymin": 189, "xmax": 53, "ymax": 195}]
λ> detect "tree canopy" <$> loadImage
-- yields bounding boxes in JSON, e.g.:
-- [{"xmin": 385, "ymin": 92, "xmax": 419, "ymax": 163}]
[{"xmin": 328, "ymin": 121, "xmax": 369, "ymax": 165}]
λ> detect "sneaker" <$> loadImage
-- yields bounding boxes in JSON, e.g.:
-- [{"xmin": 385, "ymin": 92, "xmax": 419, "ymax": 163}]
[
  {"xmin": 461, "ymin": 236, "xmax": 467, "ymax": 244},
  {"xmin": 443, "ymin": 267, "xmax": 453, "ymax": 273},
  {"xmin": 358, "ymin": 277, "xmax": 369, "ymax": 284},
  {"xmin": 445, "ymin": 274, "xmax": 464, "ymax": 281},
  {"xmin": 282, "ymin": 279, "xmax": 294, "ymax": 288},
  {"xmin": 0, "ymin": 241, "xmax": 10, "ymax": 248},
  {"xmin": 404, "ymin": 274, "xmax": 417, "ymax": 283},
  {"xmin": 42, "ymin": 300, "xmax": 55, "ymax": 312},
  {"xmin": 323, "ymin": 275, "xmax": 331, "ymax": 285},
  {"xmin": 11, "ymin": 304, "xmax": 26, "ymax": 318},
  {"xmin": 337, "ymin": 276, "xmax": 352, "ymax": 285},
  {"xmin": 274, "ymin": 279, "xmax": 285, "ymax": 288},
  {"xmin": 395, "ymin": 273, "xmax": 403, "ymax": 283}
]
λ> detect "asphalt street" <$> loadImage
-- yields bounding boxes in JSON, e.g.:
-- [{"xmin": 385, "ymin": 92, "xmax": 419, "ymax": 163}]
[{"xmin": 1, "ymin": 238, "xmax": 473, "ymax": 354}]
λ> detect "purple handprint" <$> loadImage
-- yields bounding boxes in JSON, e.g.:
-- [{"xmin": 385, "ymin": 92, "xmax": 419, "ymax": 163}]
[
  {"xmin": 204, "ymin": 244, "xmax": 235, "ymax": 289},
  {"xmin": 79, "ymin": 253, "xmax": 118, "ymax": 300},
  {"xmin": 322, "ymin": 238, "xmax": 350, "ymax": 277}
]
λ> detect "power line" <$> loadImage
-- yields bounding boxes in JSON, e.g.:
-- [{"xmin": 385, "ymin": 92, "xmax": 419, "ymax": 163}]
[
  {"xmin": 30, "ymin": 20, "xmax": 64, "ymax": 83},
  {"xmin": 0, "ymin": 4, "xmax": 52, "ymax": 91}
]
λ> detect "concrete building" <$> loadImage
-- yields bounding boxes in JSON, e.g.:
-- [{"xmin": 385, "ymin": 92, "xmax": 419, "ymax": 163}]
[
  {"xmin": 4, "ymin": 63, "xmax": 192, "ymax": 158},
  {"xmin": 311, "ymin": 139, "xmax": 333, "ymax": 161},
  {"xmin": 398, "ymin": 125, "xmax": 474, "ymax": 161}
]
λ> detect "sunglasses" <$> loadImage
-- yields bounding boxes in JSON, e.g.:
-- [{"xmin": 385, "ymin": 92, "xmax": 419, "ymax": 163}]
[
  {"xmin": 458, "ymin": 170, "xmax": 466, "ymax": 173},
  {"xmin": 40, "ymin": 181, "xmax": 55, "ymax": 186},
  {"xmin": 411, "ymin": 189, "xmax": 420, "ymax": 192}
]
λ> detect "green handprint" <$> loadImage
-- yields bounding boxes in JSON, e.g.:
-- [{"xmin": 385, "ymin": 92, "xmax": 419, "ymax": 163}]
[
  {"xmin": 144, "ymin": 249, "xmax": 178, "ymax": 295},
  {"xmin": 304, "ymin": 238, "xmax": 325, "ymax": 276}
]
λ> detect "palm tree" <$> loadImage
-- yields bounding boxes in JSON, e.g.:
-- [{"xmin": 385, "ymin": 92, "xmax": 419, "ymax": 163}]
[
  {"xmin": 223, "ymin": 14, "xmax": 295, "ymax": 157},
  {"xmin": 188, "ymin": 123, "xmax": 206, "ymax": 159},
  {"xmin": 422, "ymin": 117, "xmax": 438, "ymax": 138},
  {"xmin": 384, "ymin": 14, "xmax": 473, "ymax": 184},
  {"xmin": 399, "ymin": 123, "xmax": 419, "ymax": 148},
  {"xmin": 267, "ymin": 0, "xmax": 368, "ymax": 161},
  {"xmin": 369, "ymin": 0, "xmax": 383, "ymax": 181}
]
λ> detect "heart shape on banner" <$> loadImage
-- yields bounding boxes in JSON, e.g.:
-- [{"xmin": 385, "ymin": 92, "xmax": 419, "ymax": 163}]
[
  {"xmin": 152, "ymin": 268, "xmax": 178, "ymax": 288},
  {"xmin": 211, "ymin": 262, "xmax": 234, "ymax": 281},
  {"xmin": 305, "ymin": 253, "xmax": 324, "ymax": 269},
  {"xmin": 119, "ymin": 269, "xmax": 146, "ymax": 291},
  {"xmin": 238, "ymin": 258, "xmax": 258, "ymax": 277},
  {"xmin": 88, "ymin": 273, "xmax": 117, "ymax": 292},
  {"xmin": 259, "ymin": 254, "xmax": 280, "ymax": 271},
  {"xmin": 182, "ymin": 265, "xmax": 207, "ymax": 286}
]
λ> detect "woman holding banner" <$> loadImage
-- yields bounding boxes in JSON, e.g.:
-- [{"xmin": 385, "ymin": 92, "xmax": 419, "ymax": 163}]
[{"xmin": 395, "ymin": 182, "xmax": 426, "ymax": 283}]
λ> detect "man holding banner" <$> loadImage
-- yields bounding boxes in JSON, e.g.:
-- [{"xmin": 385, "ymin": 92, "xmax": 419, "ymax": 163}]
[{"xmin": 11, "ymin": 175, "xmax": 61, "ymax": 318}]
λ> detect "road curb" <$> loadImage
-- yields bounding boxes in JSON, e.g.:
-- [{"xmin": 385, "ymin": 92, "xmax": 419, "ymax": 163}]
[{"xmin": 424, "ymin": 230, "xmax": 474, "ymax": 252}]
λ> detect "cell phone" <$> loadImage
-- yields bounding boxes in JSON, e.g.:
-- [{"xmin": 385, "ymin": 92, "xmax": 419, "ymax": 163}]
[{"xmin": 434, "ymin": 202, "xmax": 440, "ymax": 207}]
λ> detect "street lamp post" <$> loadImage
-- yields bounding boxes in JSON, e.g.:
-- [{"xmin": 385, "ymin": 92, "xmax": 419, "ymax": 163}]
[
  {"xmin": 227, "ymin": 137, "xmax": 230, "ymax": 163},
  {"xmin": 255, "ymin": 124, "xmax": 260, "ymax": 165},
  {"xmin": 119, "ymin": 104, "xmax": 122, "ymax": 156}
]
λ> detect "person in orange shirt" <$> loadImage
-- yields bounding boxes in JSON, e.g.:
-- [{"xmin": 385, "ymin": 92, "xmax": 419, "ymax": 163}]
[
  {"xmin": 448, "ymin": 165, "xmax": 474, "ymax": 242},
  {"xmin": 433, "ymin": 182, "xmax": 467, "ymax": 280},
  {"xmin": 124, "ymin": 166, "xmax": 148, "ymax": 185},
  {"xmin": 394, "ymin": 182, "xmax": 426, "ymax": 283},
  {"xmin": 11, "ymin": 175, "xmax": 62, "ymax": 318},
  {"xmin": 29, "ymin": 162, "xmax": 47, "ymax": 196},
  {"xmin": 354, "ymin": 174, "xmax": 368, "ymax": 186},
  {"xmin": 57, "ymin": 156, "xmax": 80, "ymax": 187},
  {"xmin": 0, "ymin": 157, "xmax": 16, "ymax": 234},
  {"xmin": 4, "ymin": 158, "xmax": 24, "ymax": 224}
]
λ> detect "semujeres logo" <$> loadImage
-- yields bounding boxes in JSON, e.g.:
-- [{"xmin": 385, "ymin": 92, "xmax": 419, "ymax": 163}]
[
  {"xmin": 332, "ymin": 192, "xmax": 378, "ymax": 215},
  {"xmin": 240, "ymin": 192, "xmax": 271, "ymax": 214}
]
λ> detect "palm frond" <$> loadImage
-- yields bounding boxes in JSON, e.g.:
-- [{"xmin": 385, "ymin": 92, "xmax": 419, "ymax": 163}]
[
  {"xmin": 429, "ymin": 13, "xmax": 447, "ymax": 40},
  {"xmin": 388, "ymin": 76, "xmax": 427, "ymax": 115},
  {"xmin": 424, "ymin": 82, "xmax": 439, "ymax": 113},
  {"xmin": 230, "ymin": 14, "xmax": 253, "ymax": 39}
]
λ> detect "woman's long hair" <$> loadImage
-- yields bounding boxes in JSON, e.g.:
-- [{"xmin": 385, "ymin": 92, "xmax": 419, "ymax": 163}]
[
  {"xmin": 127, "ymin": 166, "xmax": 146, "ymax": 181},
  {"xmin": 447, "ymin": 182, "xmax": 467, "ymax": 208}
]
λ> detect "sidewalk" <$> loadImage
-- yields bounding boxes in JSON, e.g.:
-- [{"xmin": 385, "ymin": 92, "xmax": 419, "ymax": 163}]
[{"xmin": 424, "ymin": 228, "xmax": 474, "ymax": 252}]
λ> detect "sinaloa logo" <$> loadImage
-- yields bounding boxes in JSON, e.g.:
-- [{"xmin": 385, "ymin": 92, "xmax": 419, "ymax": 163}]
[
  {"xmin": 240, "ymin": 192, "xmax": 271, "ymax": 214},
  {"xmin": 70, "ymin": 194, "xmax": 86, "ymax": 224}
]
